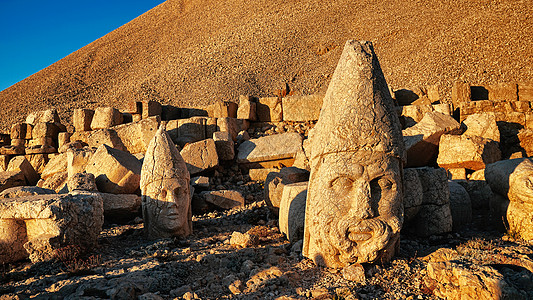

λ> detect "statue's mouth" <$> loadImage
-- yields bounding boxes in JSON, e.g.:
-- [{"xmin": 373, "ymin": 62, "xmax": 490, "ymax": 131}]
[{"xmin": 347, "ymin": 227, "xmax": 373, "ymax": 243}]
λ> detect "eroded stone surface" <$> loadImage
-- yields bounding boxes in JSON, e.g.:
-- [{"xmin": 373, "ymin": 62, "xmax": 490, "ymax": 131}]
[
  {"xmin": 437, "ymin": 134, "xmax": 501, "ymax": 171},
  {"xmin": 237, "ymin": 132, "xmax": 303, "ymax": 165},
  {"xmin": 180, "ymin": 139, "xmax": 219, "ymax": 175},
  {"xmin": 279, "ymin": 182, "xmax": 307, "ymax": 243},
  {"xmin": 141, "ymin": 126, "xmax": 192, "ymax": 239},
  {"xmin": 303, "ymin": 41, "xmax": 405, "ymax": 268}
]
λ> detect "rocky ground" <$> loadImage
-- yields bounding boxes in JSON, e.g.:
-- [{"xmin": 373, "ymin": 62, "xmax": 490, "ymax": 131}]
[{"xmin": 2, "ymin": 173, "xmax": 533, "ymax": 299}]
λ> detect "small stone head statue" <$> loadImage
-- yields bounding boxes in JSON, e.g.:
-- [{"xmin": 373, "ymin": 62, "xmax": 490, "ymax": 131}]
[
  {"xmin": 303, "ymin": 40, "xmax": 406, "ymax": 268},
  {"xmin": 141, "ymin": 126, "xmax": 192, "ymax": 239}
]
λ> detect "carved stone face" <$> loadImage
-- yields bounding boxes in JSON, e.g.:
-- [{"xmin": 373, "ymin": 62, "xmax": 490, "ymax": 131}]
[
  {"xmin": 304, "ymin": 151, "xmax": 403, "ymax": 268},
  {"xmin": 143, "ymin": 176, "xmax": 191, "ymax": 238}
]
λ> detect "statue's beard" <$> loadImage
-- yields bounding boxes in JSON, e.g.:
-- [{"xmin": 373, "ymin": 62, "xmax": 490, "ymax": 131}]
[{"xmin": 322, "ymin": 215, "xmax": 397, "ymax": 264}]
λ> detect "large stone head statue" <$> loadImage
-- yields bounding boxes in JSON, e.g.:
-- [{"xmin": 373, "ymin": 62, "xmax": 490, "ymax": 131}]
[
  {"xmin": 141, "ymin": 126, "xmax": 192, "ymax": 239},
  {"xmin": 303, "ymin": 40, "xmax": 406, "ymax": 268}
]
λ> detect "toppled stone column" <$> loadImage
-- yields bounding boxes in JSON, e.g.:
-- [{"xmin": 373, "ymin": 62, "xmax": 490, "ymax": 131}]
[
  {"xmin": 141, "ymin": 126, "xmax": 192, "ymax": 239},
  {"xmin": 303, "ymin": 40, "xmax": 405, "ymax": 269}
]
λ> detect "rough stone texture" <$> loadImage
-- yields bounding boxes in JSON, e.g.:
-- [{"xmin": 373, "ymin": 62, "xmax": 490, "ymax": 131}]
[
  {"xmin": 257, "ymin": 97, "xmax": 283, "ymax": 122},
  {"xmin": 167, "ymin": 117, "xmax": 206, "ymax": 147},
  {"xmin": 0, "ymin": 145, "xmax": 24, "ymax": 155},
  {"xmin": 398, "ymin": 104, "xmax": 453, "ymax": 128},
  {"xmin": 0, "ymin": 219, "xmax": 28, "ymax": 264},
  {"xmin": 462, "ymin": 112, "xmax": 500, "ymax": 142},
  {"xmin": 0, "ymin": 155, "xmax": 10, "ymax": 172},
  {"xmin": 25, "ymin": 109, "xmax": 61, "ymax": 126},
  {"xmin": 58, "ymin": 140, "xmax": 85, "ymax": 153},
  {"xmin": 210, "ymin": 101, "xmax": 237, "ymax": 118},
  {"xmin": 402, "ymin": 111, "xmax": 461, "ymax": 167},
  {"xmin": 68, "ymin": 172, "xmax": 98, "ymax": 192},
  {"xmin": 236, "ymin": 97, "xmax": 257, "ymax": 121},
  {"xmin": 0, "ymin": 186, "xmax": 55, "ymax": 198},
  {"xmin": 41, "ymin": 152, "xmax": 68, "ymax": 181},
  {"xmin": 437, "ymin": 134, "xmax": 501, "ymax": 171},
  {"xmin": 7, "ymin": 156, "xmax": 39, "ymax": 186},
  {"xmin": 25, "ymin": 154, "xmax": 50, "ymax": 174},
  {"xmin": 99, "ymin": 193, "xmax": 141, "ymax": 221},
  {"xmin": 113, "ymin": 116, "xmax": 160, "ymax": 154},
  {"xmin": 279, "ymin": 182, "xmax": 307, "ymax": 243},
  {"xmin": 303, "ymin": 41, "xmax": 405, "ymax": 268},
  {"xmin": 488, "ymin": 82, "xmax": 518, "ymax": 102},
  {"xmin": 486, "ymin": 158, "xmax": 533, "ymax": 240},
  {"xmin": 85, "ymin": 144, "xmax": 142, "ymax": 194},
  {"xmin": 37, "ymin": 171, "xmax": 68, "ymax": 193},
  {"xmin": 202, "ymin": 190, "xmax": 245, "ymax": 210},
  {"xmin": 448, "ymin": 180, "xmax": 472, "ymax": 231},
  {"xmin": 0, "ymin": 192, "xmax": 103, "ymax": 263},
  {"xmin": 447, "ymin": 168, "xmax": 466, "ymax": 180},
  {"xmin": 229, "ymin": 231, "xmax": 259, "ymax": 248},
  {"xmin": 217, "ymin": 117, "xmax": 239, "ymax": 142},
  {"xmin": 57, "ymin": 132, "xmax": 71, "ymax": 150},
  {"xmin": 264, "ymin": 167, "xmax": 309, "ymax": 214},
  {"xmin": 91, "ymin": 107, "xmax": 123, "ymax": 130},
  {"xmin": 191, "ymin": 176, "xmax": 210, "ymax": 189},
  {"xmin": 71, "ymin": 129, "xmax": 126, "ymax": 152},
  {"xmin": 73, "ymin": 109, "xmax": 95, "ymax": 132},
  {"xmin": 407, "ymin": 167, "xmax": 452, "ymax": 237},
  {"xmin": 403, "ymin": 168, "xmax": 424, "ymax": 222},
  {"xmin": 140, "ymin": 126, "xmax": 191, "ymax": 239},
  {"xmin": 282, "ymin": 95, "xmax": 323, "ymax": 122},
  {"xmin": 248, "ymin": 168, "xmax": 277, "ymax": 182},
  {"xmin": 180, "ymin": 139, "xmax": 219, "ymax": 175},
  {"xmin": 517, "ymin": 128, "xmax": 533, "ymax": 157},
  {"xmin": 11, "ymin": 123, "xmax": 32, "ymax": 140},
  {"xmin": 67, "ymin": 148, "xmax": 96, "ymax": 178},
  {"xmin": 0, "ymin": 171, "xmax": 26, "ymax": 193},
  {"xmin": 213, "ymin": 131, "xmax": 235, "ymax": 161},
  {"xmin": 237, "ymin": 132, "xmax": 303, "ymax": 167},
  {"xmin": 142, "ymin": 100, "xmax": 162, "ymax": 119},
  {"xmin": 32, "ymin": 122, "xmax": 60, "ymax": 138}
]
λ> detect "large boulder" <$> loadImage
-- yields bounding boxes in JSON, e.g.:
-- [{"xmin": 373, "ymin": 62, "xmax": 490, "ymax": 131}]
[
  {"xmin": 462, "ymin": 112, "xmax": 500, "ymax": 142},
  {"xmin": 237, "ymin": 132, "xmax": 303, "ymax": 168},
  {"xmin": 180, "ymin": 139, "xmax": 219, "ymax": 175},
  {"xmin": 279, "ymin": 182, "xmax": 308, "ymax": 243},
  {"xmin": 437, "ymin": 134, "xmax": 501, "ymax": 171},
  {"xmin": 448, "ymin": 180, "xmax": 472, "ymax": 231},
  {"xmin": 264, "ymin": 167, "xmax": 309, "ymax": 215}
]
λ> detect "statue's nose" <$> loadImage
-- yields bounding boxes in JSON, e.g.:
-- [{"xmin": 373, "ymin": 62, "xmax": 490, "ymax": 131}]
[{"xmin": 349, "ymin": 180, "xmax": 375, "ymax": 220}]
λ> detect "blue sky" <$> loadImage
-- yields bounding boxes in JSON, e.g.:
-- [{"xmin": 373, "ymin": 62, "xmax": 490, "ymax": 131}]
[{"xmin": 0, "ymin": 0, "xmax": 165, "ymax": 92}]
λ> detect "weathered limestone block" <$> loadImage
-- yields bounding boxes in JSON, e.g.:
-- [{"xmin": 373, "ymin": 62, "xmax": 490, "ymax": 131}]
[
  {"xmin": 57, "ymin": 132, "xmax": 71, "ymax": 149},
  {"xmin": 0, "ymin": 219, "xmax": 28, "ymax": 263},
  {"xmin": 282, "ymin": 95, "xmax": 323, "ymax": 122},
  {"xmin": 447, "ymin": 168, "xmax": 466, "ymax": 180},
  {"xmin": 11, "ymin": 123, "xmax": 32, "ymax": 140},
  {"xmin": 451, "ymin": 81, "xmax": 471, "ymax": 108},
  {"xmin": 73, "ymin": 109, "xmax": 95, "ymax": 132},
  {"xmin": 518, "ymin": 128, "xmax": 533, "ymax": 157},
  {"xmin": 303, "ymin": 41, "xmax": 406, "ymax": 268},
  {"xmin": 85, "ymin": 144, "xmax": 142, "ymax": 194},
  {"xmin": 257, "ymin": 97, "xmax": 283, "ymax": 122},
  {"xmin": 217, "ymin": 117, "xmax": 239, "ymax": 141},
  {"xmin": 488, "ymin": 82, "xmax": 518, "ymax": 102},
  {"xmin": 175, "ymin": 117, "xmax": 206, "ymax": 147},
  {"xmin": 237, "ymin": 96, "xmax": 257, "ymax": 121},
  {"xmin": 7, "ymin": 156, "xmax": 39, "ymax": 186},
  {"xmin": 209, "ymin": 101, "xmax": 237, "ymax": 118},
  {"xmin": 67, "ymin": 148, "xmax": 96, "ymax": 178},
  {"xmin": 68, "ymin": 172, "xmax": 98, "ymax": 192},
  {"xmin": 237, "ymin": 133, "xmax": 303, "ymax": 168},
  {"xmin": 28, "ymin": 137, "xmax": 54, "ymax": 148},
  {"xmin": 461, "ymin": 170, "xmax": 494, "ymax": 210},
  {"xmin": 98, "ymin": 193, "xmax": 141, "ymax": 221},
  {"xmin": 191, "ymin": 176, "xmax": 210, "ymax": 189},
  {"xmin": 180, "ymin": 139, "xmax": 219, "ymax": 175},
  {"xmin": 403, "ymin": 168, "xmax": 424, "ymax": 222},
  {"xmin": 279, "ymin": 182, "xmax": 308, "ymax": 242},
  {"xmin": 58, "ymin": 140, "xmax": 85, "ymax": 153},
  {"xmin": 486, "ymin": 158, "xmax": 533, "ymax": 240},
  {"xmin": 205, "ymin": 117, "xmax": 218, "ymax": 139},
  {"xmin": 142, "ymin": 100, "xmax": 162, "ymax": 119},
  {"xmin": 91, "ymin": 107, "xmax": 123, "ymax": 130},
  {"xmin": 248, "ymin": 168, "xmax": 277, "ymax": 182},
  {"xmin": 107, "ymin": 116, "xmax": 160, "ymax": 154},
  {"xmin": 201, "ymin": 190, "xmax": 245, "ymax": 210},
  {"xmin": 518, "ymin": 82, "xmax": 533, "ymax": 101},
  {"xmin": 0, "ymin": 145, "xmax": 25, "ymax": 155},
  {"xmin": 37, "ymin": 171, "xmax": 68, "ymax": 193},
  {"xmin": 448, "ymin": 180, "xmax": 472, "ymax": 231},
  {"xmin": 25, "ymin": 109, "xmax": 61, "ymax": 125},
  {"xmin": 437, "ymin": 134, "xmax": 501, "ymax": 171},
  {"xmin": 0, "ymin": 192, "xmax": 104, "ymax": 263},
  {"xmin": 141, "ymin": 126, "xmax": 191, "ymax": 239},
  {"xmin": 71, "ymin": 129, "xmax": 126, "ymax": 151},
  {"xmin": 41, "ymin": 152, "xmax": 67, "ymax": 181},
  {"xmin": 25, "ymin": 145, "xmax": 56, "ymax": 155},
  {"xmin": 25, "ymin": 154, "xmax": 50, "ymax": 174},
  {"xmin": 32, "ymin": 122, "xmax": 60, "ymax": 138},
  {"xmin": 0, "ymin": 172, "xmax": 26, "ymax": 193},
  {"xmin": 0, "ymin": 154, "xmax": 11, "ymax": 171},
  {"xmin": 0, "ymin": 186, "xmax": 55, "ymax": 198},
  {"xmin": 10, "ymin": 138, "xmax": 25, "ymax": 147},
  {"xmin": 264, "ymin": 167, "xmax": 309, "ymax": 214},
  {"xmin": 213, "ymin": 131, "xmax": 235, "ymax": 160},
  {"xmin": 403, "ymin": 111, "xmax": 461, "ymax": 167},
  {"xmin": 462, "ymin": 112, "xmax": 500, "ymax": 142}
]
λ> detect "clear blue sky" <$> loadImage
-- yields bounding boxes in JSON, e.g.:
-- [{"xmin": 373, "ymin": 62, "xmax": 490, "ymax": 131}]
[{"xmin": 0, "ymin": 0, "xmax": 165, "ymax": 92}]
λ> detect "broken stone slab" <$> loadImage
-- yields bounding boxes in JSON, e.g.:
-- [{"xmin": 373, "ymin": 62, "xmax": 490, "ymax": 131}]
[
  {"xmin": 167, "ymin": 117, "xmax": 206, "ymax": 147},
  {"xmin": 97, "ymin": 192, "xmax": 141, "ymax": 221},
  {"xmin": 71, "ymin": 129, "xmax": 126, "ymax": 152},
  {"xmin": 25, "ymin": 109, "xmax": 61, "ymax": 125},
  {"xmin": 462, "ymin": 112, "xmax": 500, "ymax": 142},
  {"xmin": 85, "ymin": 144, "xmax": 142, "ymax": 194},
  {"xmin": 41, "ymin": 152, "xmax": 67, "ymax": 181},
  {"xmin": 201, "ymin": 190, "xmax": 245, "ymax": 210},
  {"xmin": 73, "ymin": 109, "xmax": 95, "ymax": 132},
  {"xmin": 237, "ymin": 96, "xmax": 257, "ymax": 121},
  {"xmin": 0, "ymin": 172, "xmax": 27, "ymax": 193},
  {"xmin": 403, "ymin": 168, "xmax": 424, "ymax": 222},
  {"xmin": 25, "ymin": 145, "xmax": 57, "ymax": 155},
  {"xmin": 142, "ymin": 100, "xmax": 162, "ymax": 119},
  {"xmin": 37, "ymin": 171, "xmax": 68, "ymax": 193},
  {"xmin": 256, "ymin": 97, "xmax": 283, "ymax": 122},
  {"xmin": 32, "ymin": 122, "xmax": 60, "ymax": 138},
  {"xmin": 437, "ymin": 134, "xmax": 501, "ymax": 171},
  {"xmin": 113, "ymin": 116, "xmax": 160, "ymax": 154},
  {"xmin": 11, "ymin": 123, "xmax": 32, "ymax": 140},
  {"xmin": 7, "ymin": 156, "xmax": 40, "ymax": 186},
  {"xmin": 237, "ymin": 132, "xmax": 303, "ymax": 168},
  {"xmin": 209, "ymin": 100, "xmax": 238, "ymax": 118},
  {"xmin": 0, "ymin": 186, "xmax": 56, "ymax": 198},
  {"xmin": 0, "ymin": 192, "xmax": 104, "ymax": 263},
  {"xmin": 25, "ymin": 153, "xmax": 51, "ymax": 174},
  {"xmin": 67, "ymin": 147, "xmax": 97, "ymax": 178},
  {"xmin": 180, "ymin": 139, "xmax": 219, "ymax": 175},
  {"xmin": 264, "ymin": 167, "xmax": 309, "ymax": 215},
  {"xmin": 68, "ymin": 172, "xmax": 98, "ymax": 192},
  {"xmin": 448, "ymin": 180, "xmax": 472, "ymax": 231},
  {"xmin": 91, "ymin": 107, "xmax": 123, "ymax": 130},
  {"xmin": 248, "ymin": 168, "xmax": 278, "ymax": 182},
  {"xmin": 213, "ymin": 131, "xmax": 235, "ymax": 161},
  {"xmin": 191, "ymin": 176, "xmax": 210, "ymax": 189},
  {"xmin": 402, "ymin": 111, "xmax": 461, "ymax": 167},
  {"xmin": 282, "ymin": 94, "xmax": 323, "ymax": 122},
  {"xmin": 279, "ymin": 182, "xmax": 307, "ymax": 243}
]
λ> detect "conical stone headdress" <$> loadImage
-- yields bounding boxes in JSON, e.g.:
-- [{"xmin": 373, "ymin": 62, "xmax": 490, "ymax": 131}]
[
  {"xmin": 309, "ymin": 40, "xmax": 405, "ymax": 163},
  {"xmin": 141, "ymin": 125, "xmax": 190, "ymax": 187}
]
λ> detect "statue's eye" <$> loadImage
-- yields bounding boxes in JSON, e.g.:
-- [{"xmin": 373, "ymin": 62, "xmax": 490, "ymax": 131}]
[
  {"xmin": 379, "ymin": 177, "xmax": 393, "ymax": 190},
  {"xmin": 330, "ymin": 176, "xmax": 354, "ymax": 194},
  {"xmin": 160, "ymin": 189, "xmax": 167, "ymax": 199}
]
